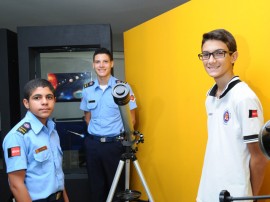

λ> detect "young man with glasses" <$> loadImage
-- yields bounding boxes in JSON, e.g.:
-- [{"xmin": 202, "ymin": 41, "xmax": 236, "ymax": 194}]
[{"xmin": 196, "ymin": 29, "xmax": 268, "ymax": 202}]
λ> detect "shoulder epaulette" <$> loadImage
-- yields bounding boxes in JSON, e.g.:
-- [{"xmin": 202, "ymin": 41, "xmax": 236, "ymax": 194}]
[
  {"xmin": 84, "ymin": 81, "xmax": 95, "ymax": 88},
  {"xmin": 115, "ymin": 80, "xmax": 127, "ymax": 84},
  {"xmin": 16, "ymin": 122, "xmax": 31, "ymax": 135}
]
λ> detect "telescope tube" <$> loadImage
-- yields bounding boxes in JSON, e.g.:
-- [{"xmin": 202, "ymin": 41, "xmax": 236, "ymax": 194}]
[{"xmin": 112, "ymin": 83, "xmax": 136, "ymax": 148}]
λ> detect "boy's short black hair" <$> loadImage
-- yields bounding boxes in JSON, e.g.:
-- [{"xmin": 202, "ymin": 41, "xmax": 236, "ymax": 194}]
[
  {"xmin": 201, "ymin": 29, "xmax": 237, "ymax": 52},
  {"xmin": 93, "ymin": 47, "xmax": 113, "ymax": 61},
  {"xmin": 23, "ymin": 78, "xmax": 55, "ymax": 100}
]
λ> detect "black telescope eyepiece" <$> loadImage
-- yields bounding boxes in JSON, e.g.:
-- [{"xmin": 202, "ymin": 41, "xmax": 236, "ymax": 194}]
[{"xmin": 112, "ymin": 83, "xmax": 130, "ymax": 105}]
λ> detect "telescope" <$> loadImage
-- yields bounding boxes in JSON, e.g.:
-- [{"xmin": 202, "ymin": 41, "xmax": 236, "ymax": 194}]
[
  {"xmin": 107, "ymin": 82, "xmax": 154, "ymax": 202},
  {"xmin": 111, "ymin": 82, "xmax": 143, "ymax": 151},
  {"xmin": 219, "ymin": 120, "xmax": 270, "ymax": 202}
]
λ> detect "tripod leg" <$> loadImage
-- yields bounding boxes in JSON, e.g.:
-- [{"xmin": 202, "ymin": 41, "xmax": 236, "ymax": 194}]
[
  {"xmin": 106, "ymin": 160, "xmax": 125, "ymax": 202},
  {"xmin": 125, "ymin": 159, "xmax": 130, "ymax": 190},
  {"xmin": 133, "ymin": 160, "xmax": 154, "ymax": 202}
]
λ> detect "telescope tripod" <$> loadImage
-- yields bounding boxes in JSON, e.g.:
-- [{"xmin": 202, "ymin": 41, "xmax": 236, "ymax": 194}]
[{"xmin": 106, "ymin": 146, "xmax": 154, "ymax": 202}]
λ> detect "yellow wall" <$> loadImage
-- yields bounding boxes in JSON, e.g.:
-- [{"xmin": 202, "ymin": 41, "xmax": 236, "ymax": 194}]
[{"xmin": 124, "ymin": 0, "xmax": 270, "ymax": 201}]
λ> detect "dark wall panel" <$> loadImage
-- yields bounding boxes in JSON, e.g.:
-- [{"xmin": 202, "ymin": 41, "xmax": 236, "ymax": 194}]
[
  {"xmin": 0, "ymin": 29, "xmax": 20, "ymax": 135},
  {"xmin": 0, "ymin": 28, "xmax": 20, "ymax": 202}
]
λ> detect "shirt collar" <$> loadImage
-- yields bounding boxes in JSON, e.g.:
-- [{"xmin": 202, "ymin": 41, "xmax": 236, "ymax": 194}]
[
  {"xmin": 26, "ymin": 111, "xmax": 55, "ymax": 134},
  {"xmin": 94, "ymin": 75, "xmax": 115, "ymax": 90},
  {"xmin": 208, "ymin": 76, "xmax": 241, "ymax": 98}
]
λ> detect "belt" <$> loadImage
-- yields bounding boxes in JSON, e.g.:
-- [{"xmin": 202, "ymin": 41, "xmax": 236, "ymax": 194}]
[
  {"xmin": 88, "ymin": 134, "xmax": 123, "ymax": 142},
  {"xmin": 33, "ymin": 191, "xmax": 63, "ymax": 202}
]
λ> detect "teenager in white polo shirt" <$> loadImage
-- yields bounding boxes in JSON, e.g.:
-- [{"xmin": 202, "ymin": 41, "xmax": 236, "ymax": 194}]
[{"xmin": 196, "ymin": 29, "xmax": 268, "ymax": 202}]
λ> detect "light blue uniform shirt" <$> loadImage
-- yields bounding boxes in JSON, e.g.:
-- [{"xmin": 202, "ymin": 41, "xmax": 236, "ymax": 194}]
[
  {"xmin": 80, "ymin": 76, "xmax": 137, "ymax": 136},
  {"xmin": 2, "ymin": 111, "xmax": 64, "ymax": 201}
]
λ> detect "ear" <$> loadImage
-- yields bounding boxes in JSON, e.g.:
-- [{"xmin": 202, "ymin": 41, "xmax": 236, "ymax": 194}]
[
  {"xmin": 23, "ymin": 99, "xmax": 29, "ymax": 109},
  {"xmin": 111, "ymin": 60, "xmax": 114, "ymax": 69},
  {"xmin": 231, "ymin": 51, "xmax": 238, "ymax": 64}
]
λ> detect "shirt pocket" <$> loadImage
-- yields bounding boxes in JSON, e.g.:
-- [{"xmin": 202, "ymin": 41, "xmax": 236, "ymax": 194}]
[
  {"xmin": 87, "ymin": 101, "xmax": 97, "ymax": 110},
  {"xmin": 33, "ymin": 149, "xmax": 52, "ymax": 173},
  {"xmin": 33, "ymin": 149, "xmax": 50, "ymax": 162},
  {"xmin": 104, "ymin": 101, "xmax": 119, "ymax": 116}
]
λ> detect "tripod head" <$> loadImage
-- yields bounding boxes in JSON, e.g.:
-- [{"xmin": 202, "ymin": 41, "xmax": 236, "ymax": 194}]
[{"xmin": 112, "ymin": 83, "xmax": 144, "ymax": 152}]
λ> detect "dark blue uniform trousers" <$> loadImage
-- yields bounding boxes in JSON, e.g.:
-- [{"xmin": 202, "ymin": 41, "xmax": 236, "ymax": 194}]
[{"xmin": 84, "ymin": 136, "xmax": 125, "ymax": 202}]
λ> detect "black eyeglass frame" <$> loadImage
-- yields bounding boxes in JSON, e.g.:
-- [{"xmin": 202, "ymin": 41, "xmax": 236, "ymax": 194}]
[{"xmin": 198, "ymin": 50, "xmax": 234, "ymax": 60}]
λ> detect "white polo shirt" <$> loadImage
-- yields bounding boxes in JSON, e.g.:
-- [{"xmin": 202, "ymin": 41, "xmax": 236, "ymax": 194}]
[{"xmin": 197, "ymin": 76, "xmax": 264, "ymax": 202}]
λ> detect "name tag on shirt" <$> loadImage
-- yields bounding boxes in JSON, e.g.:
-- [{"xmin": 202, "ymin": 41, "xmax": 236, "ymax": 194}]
[
  {"xmin": 8, "ymin": 146, "xmax": 21, "ymax": 158},
  {"xmin": 88, "ymin": 100, "xmax": 95, "ymax": 103},
  {"xmin": 35, "ymin": 146, "xmax": 48, "ymax": 154}
]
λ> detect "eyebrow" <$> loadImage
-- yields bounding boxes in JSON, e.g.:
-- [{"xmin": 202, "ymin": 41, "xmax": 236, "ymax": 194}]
[
  {"xmin": 31, "ymin": 93, "xmax": 54, "ymax": 97},
  {"xmin": 94, "ymin": 59, "xmax": 109, "ymax": 62}
]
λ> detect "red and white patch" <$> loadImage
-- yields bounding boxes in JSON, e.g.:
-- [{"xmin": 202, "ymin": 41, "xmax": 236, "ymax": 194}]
[
  {"xmin": 8, "ymin": 146, "xmax": 21, "ymax": 158},
  {"xmin": 249, "ymin": 110, "xmax": 258, "ymax": 118}
]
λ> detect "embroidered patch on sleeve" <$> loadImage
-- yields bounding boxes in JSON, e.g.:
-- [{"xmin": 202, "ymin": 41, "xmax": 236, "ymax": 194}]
[
  {"xmin": 8, "ymin": 146, "xmax": 21, "ymax": 158},
  {"xmin": 249, "ymin": 110, "xmax": 258, "ymax": 118}
]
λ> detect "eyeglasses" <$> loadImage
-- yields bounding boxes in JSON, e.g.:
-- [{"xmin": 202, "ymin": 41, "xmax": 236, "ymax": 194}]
[{"xmin": 198, "ymin": 50, "xmax": 233, "ymax": 60}]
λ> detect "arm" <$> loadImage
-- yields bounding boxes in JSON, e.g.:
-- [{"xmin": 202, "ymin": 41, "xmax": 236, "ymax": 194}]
[
  {"xmin": 247, "ymin": 142, "xmax": 269, "ymax": 195},
  {"xmin": 84, "ymin": 111, "xmax": 91, "ymax": 126},
  {"xmin": 63, "ymin": 188, "xmax": 69, "ymax": 202},
  {"xmin": 8, "ymin": 170, "xmax": 32, "ymax": 202},
  {"xmin": 130, "ymin": 109, "xmax": 136, "ymax": 127}
]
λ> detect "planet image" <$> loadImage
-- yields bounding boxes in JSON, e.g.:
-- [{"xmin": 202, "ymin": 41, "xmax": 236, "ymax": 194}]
[{"xmin": 47, "ymin": 73, "xmax": 58, "ymax": 89}]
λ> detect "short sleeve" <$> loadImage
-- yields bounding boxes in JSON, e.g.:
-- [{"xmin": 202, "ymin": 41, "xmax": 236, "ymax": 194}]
[
  {"xmin": 80, "ymin": 88, "xmax": 90, "ymax": 112},
  {"xmin": 237, "ymin": 96, "xmax": 264, "ymax": 143},
  {"xmin": 3, "ymin": 133, "xmax": 28, "ymax": 173},
  {"xmin": 127, "ymin": 83, "xmax": 137, "ymax": 110}
]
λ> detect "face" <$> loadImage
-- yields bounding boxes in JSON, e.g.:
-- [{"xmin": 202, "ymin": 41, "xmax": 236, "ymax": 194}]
[
  {"xmin": 93, "ymin": 53, "xmax": 113, "ymax": 79},
  {"xmin": 23, "ymin": 87, "xmax": 56, "ymax": 125},
  {"xmin": 201, "ymin": 39, "xmax": 238, "ymax": 80}
]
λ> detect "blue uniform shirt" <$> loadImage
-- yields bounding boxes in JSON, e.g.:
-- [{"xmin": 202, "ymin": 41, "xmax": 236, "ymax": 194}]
[
  {"xmin": 80, "ymin": 76, "xmax": 137, "ymax": 136},
  {"xmin": 2, "ymin": 111, "xmax": 64, "ymax": 201}
]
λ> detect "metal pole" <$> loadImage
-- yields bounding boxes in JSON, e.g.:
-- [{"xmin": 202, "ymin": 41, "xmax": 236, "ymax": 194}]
[
  {"xmin": 106, "ymin": 160, "xmax": 125, "ymax": 202},
  {"xmin": 133, "ymin": 160, "xmax": 154, "ymax": 202}
]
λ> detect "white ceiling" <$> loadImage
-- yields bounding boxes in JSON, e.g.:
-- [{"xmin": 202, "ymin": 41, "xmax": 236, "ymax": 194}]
[{"xmin": 0, "ymin": 0, "xmax": 188, "ymax": 50}]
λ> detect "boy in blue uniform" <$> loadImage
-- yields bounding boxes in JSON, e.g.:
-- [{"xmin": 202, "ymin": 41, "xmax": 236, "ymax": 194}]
[
  {"xmin": 80, "ymin": 48, "xmax": 137, "ymax": 201},
  {"xmin": 3, "ymin": 78, "xmax": 69, "ymax": 202}
]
